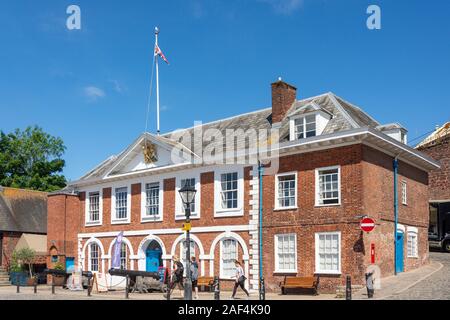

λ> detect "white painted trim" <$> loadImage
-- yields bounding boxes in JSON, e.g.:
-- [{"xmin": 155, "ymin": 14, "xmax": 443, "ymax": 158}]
[
  {"xmin": 274, "ymin": 233, "xmax": 298, "ymax": 273},
  {"xmin": 174, "ymin": 171, "xmax": 201, "ymax": 220},
  {"xmin": 401, "ymin": 180, "xmax": 408, "ymax": 206},
  {"xmin": 315, "ymin": 165, "xmax": 341, "ymax": 207},
  {"xmin": 209, "ymin": 231, "xmax": 249, "ymax": 287},
  {"xmin": 81, "ymin": 237, "xmax": 105, "ymax": 272},
  {"xmin": 170, "ymin": 233, "xmax": 205, "ymax": 257},
  {"xmin": 110, "ymin": 183, "xmax": 132, "ymax": 224},
  {"xmin": 219, "ymin": 238, "xmax": 238, "ymax": 280},
  {"xmin": 141, "ymin": 179, "xmax": 164, "ymax": 222},
  {"xmin": 397, "ymin": 224, "xmax": 406, "ymax": 233},
  {"xmin": 84, "ymin": 188, "xmax": 103, "ymax": 227},
  {"xmin": 137, "ymin": 235, "xmax": 168, "ymax": 270},
  {"xmin": 314, "ymin": 231, "xmax": 341, "ymax": 275},
  {"xmin": 107, "ymin": 236, "xmax": 135, "ymax": 270},
  {"xmin": 78, "ymin": 224, "xmax": 251, "ymax": 239},
  {"xmin": 214, "ymin": 166, "xmax": 245, "ymax": 217},
  {"xmin": 274, "ymin": 171, "xmax": 298, "ymax": 210},
  {"xmin": 407, "ymin": 228, "xmax": 419, "ymax": 258}
]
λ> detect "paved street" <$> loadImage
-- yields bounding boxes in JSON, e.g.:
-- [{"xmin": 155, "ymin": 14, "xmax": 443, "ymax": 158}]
[
  {"xmin": 387, "ymin": 251, "xmax": 450, "ymax": 300},
  {"xmin": 0, "ymin": 252, "xmax": 448, "ymax": 300},
  {"xmin": 353, "ymin": 251, "xmax": 450, "ymax": 300}
]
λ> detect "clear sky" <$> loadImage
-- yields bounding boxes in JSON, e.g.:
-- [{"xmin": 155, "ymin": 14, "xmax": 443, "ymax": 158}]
[{"xmin": 1, "ymin": 0, "xmax": 449, "ymax": 181}]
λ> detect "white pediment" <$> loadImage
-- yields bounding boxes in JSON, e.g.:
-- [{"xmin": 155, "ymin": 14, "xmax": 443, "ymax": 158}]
[{"xmin": 104, "ymin": 133, "xmax": 191, "ymax": 177}]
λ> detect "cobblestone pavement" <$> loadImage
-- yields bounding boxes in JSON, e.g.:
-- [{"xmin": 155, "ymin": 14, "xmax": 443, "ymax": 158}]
[{"xmin": 387, "ymin": 251, "xmax": 450, "ymax": 300}]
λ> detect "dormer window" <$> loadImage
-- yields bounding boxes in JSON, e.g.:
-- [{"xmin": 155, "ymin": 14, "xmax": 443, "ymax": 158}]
[
  {"xmin": 289, "ymin": 106, "xmax": 331, "ymax": 141},
  {"xmin": 294, "ymin": 115, "xmax": 316, "ymax": 139}
]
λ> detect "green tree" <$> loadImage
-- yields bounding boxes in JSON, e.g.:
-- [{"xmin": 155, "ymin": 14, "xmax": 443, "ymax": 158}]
[{"xmin": 0, "ymin": 126, "xmax": 67, "ymax": 192}]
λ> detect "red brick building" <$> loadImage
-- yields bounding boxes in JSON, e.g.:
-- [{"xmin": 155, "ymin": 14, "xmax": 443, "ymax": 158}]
[
  {"xmin": 0, "ymin": 187, "xmax": 47, "ymax": 273},
  {"xmin": 47, "ymin": 80, "xmax": 439, "ymax": 293},
  {"xmin": 416, "ymin": 122, "xmax": 450, "ymax": 252}
]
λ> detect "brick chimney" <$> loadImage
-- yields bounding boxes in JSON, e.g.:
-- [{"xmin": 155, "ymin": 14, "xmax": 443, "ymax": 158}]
[{"xmin": 271, "ymin": 78, "xmax": 297, "ymax": 124}]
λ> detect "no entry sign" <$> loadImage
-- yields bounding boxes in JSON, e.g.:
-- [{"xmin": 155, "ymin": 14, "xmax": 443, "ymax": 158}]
[{"xmin": 360, "ymin": 217, "xmax": 376, "ymax": 233}]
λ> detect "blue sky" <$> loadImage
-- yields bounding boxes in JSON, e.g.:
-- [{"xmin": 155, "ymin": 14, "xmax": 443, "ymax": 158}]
[{"xmin": 1, "ymin": 0, "xmax": 449, "ymax": 181}]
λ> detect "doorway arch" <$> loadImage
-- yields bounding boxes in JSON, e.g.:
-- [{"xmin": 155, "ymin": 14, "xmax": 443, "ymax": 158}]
[{"xmin": 137, "ymin": 235, "xmax": 167, "ymax": 271}]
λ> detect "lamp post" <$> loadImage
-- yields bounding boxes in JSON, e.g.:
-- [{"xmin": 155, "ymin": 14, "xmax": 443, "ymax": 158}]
[{"xmin": 178, "ymin": 183, "xmax": 197, "ymax": 301}]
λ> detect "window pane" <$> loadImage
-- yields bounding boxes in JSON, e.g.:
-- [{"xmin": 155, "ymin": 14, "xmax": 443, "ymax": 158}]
[
  {"xmin": 88, "ymin": 192, "xmax": 100, "ymax": 222},
  {"xmin": 115, "ymin": 187, "xmax": 128, "ymax": 219},
  {"xmin": 220, "ymin": 172, "xmax": 238, "ymax": 209},
  {"xmin": 146, "ymin": 182, "xmax": 160, "ymax": 216},
  {"xmin": 317, "ymin": 233, "xmax": 340, "ymax": 272}
]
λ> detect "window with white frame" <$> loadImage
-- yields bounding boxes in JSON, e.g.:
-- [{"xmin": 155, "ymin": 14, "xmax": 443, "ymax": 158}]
[
  {"xmin": 115, "ymin": 187, "xmax": 128, "ymax": 220},
  {"xmin": 315, "ymin": 232, "xmax": 341, "ymax": 274},
  {"xmin": 316, "ymin": 167, "xmax": 340, "ymax": 206},
  {"xmin": 120, "ymin": 243, "xmax": 127, "ymax": 270},
  {"xmin": 88, "ymin": 192, "xmax": 100, "ymax": 223},
  {"xmin": 89, "ymin": 243, "xmax": 99, "ymax": 272},
  {"xmin": 407, "ymin": 231, "xmax": 418, "ymax": 257},
  {"xmin": 275, "ymin": 234, "xmax": 297, "ymax": 272},
  {"xmin": 294, "ymin": 114, "xmax": 316, "ymax": 139},
  {"xmin": 145, "ymin": 182, "xmax": 160, "ymax": 217},
  {"xmin": 180, "ymin": 240, "xmax": 195, "ymax": 275},
  {"xmin": 220, "ymin": 172, "xmax": 238, "ymax": 209},
  {"xmin": 401, "ymin": 181, "xmax": 407, "ymax": 205},
  {"xmin": 180, "ymin": 178, "xmax": 196, "ymax": 213},
  {"xmin": 275, "ymin": 173, "xmax": 297, "ymax": 209},
  {"xmin": 221, "ymin": 239, "xmax": 237, "ymax": 278}
]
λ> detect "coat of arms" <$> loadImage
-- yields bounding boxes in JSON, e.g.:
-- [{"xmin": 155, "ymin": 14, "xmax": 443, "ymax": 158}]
[{"xmin": 143, "ymin": 142, "xmax": 158, "ymax": 164}]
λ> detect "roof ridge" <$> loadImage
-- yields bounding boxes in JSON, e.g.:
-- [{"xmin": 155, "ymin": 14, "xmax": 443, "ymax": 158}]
[
  {"xmin": 1, "ymin": 187, "xmax": 48, "ymax": 195},
  {"xmin": 330, "ymin": 93, "xmax": 380, "ymax": 126}
]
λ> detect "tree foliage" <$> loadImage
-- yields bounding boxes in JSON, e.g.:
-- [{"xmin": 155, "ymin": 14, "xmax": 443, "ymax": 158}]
[{"xmin": 0, "ymin": 126, "xmax": 67, "ymax": 192}]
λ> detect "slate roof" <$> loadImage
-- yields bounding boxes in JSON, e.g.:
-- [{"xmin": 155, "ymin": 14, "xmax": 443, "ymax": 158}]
[
  {"xmin": 0, "ymin": 187, "xmax": 47, "ymax": 234},
  {"xmin": 73, "ymin": 91, "xmax": 412, "ymax": 181}
]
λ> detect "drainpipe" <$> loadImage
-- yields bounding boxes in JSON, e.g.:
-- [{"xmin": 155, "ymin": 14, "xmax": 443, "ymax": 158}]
[
  {"xmin": 258, "ymin": 161, "xmax": 265, "ymax": 300},
  {"xmin": 393, "ymin": 156, "xmax": 399, "ymax": 276}
]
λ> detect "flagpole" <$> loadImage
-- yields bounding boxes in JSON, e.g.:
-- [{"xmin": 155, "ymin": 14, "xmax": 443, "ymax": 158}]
[{"xmin": 155, "ymin": 27, "xmax": 160, "ymax": 136}]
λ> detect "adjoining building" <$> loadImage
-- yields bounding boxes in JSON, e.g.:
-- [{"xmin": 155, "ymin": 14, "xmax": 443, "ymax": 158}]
[
  {"xmin": 416, "ymin": 122, "xmax": 450, "ymax": 252},
  {"xmin": 47, "ymin": 80, "xmax": 439, "ymax": 292},
  {"xmin": 0, "ymin": 187, "xmax": 47, "ymax": 281}
]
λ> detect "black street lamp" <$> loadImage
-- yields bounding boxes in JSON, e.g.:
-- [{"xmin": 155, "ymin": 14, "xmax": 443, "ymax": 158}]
[{"xmin": 178, "ymin": 183, "xmax": 197, "ymax": 300}]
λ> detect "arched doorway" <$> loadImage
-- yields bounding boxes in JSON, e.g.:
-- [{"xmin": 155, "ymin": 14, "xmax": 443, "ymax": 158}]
[{"xmin": 145, "ymin": 240, "xmax": 163, "ymax": 272}]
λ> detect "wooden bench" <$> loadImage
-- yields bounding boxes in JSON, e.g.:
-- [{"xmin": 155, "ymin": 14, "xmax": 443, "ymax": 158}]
[
  {"xmin": 196, "ymin": 276, "xmax": 215, "ymax": 292},
  {"xmin": 280, "ymin": 276, "xmax": 319, "ymax": 295}
]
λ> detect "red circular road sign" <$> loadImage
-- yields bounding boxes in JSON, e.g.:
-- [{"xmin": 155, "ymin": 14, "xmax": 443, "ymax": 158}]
[{"xmin": 360, "ymin": 217, "xmax": 376, "ymax": 233}]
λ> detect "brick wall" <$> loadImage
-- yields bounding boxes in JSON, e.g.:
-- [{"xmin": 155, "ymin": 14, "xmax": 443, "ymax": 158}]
[
  {"xmin": 417, "ymin": 136, "xmax": 450, "ymax": 201},
  {"xmin": 261, "ymin": 144, "xmax": 429, "ymax": 292}
]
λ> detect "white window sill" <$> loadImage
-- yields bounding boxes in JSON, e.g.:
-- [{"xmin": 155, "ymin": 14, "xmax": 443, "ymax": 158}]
[
  {"xmin": 407, "ymin": 255, "xmax": 418, "ymax": 259},
  {"xmin": 214, "ymin": 209, "xmax": 244, "ymax": 218},
  {"xmin": 141, "ymin": 216, "xmax": 163, "ymax": 223},
  {"xmin": 175, "ymin": 214, "xmax": 200, "ymax": 221},
  {"xmin": 85, "ymin": 221, "xmax": 101, "ymax": 227},
  {"xmin": 314, "ymin": 271, "xmax": 341, "ymax": 275},
  {"xmin": 274, "ymin": 270, "xmax": 298, "ymax": 274},
  {"xmin": 273, "ymin": 206, "xmax": 298, "ymax": 212},
  {"xmin": 111, "ymin": 219, "xmax": 130, "ymax": 225}
]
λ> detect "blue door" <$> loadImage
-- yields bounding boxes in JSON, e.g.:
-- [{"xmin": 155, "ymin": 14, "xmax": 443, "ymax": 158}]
[
  {"xmin": 66, "ymin": 257, "xmax": 75, "ymax": 272},
  {"xmin": 146, "ymin": 249, "xmax": 161, "ymax": 272},
  {"xmin": 396, "ymin": 232, "xmax": 404, "ymax": 273}
]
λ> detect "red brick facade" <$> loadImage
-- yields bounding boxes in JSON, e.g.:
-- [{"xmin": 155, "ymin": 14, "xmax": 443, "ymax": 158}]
[
  {"xmin": 47, "ymin": 143, "xmax": 430, "ymax": 293},
  {"xmin": 417, "ymin": 135, "xmax": 450, "ymax": 201}
]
